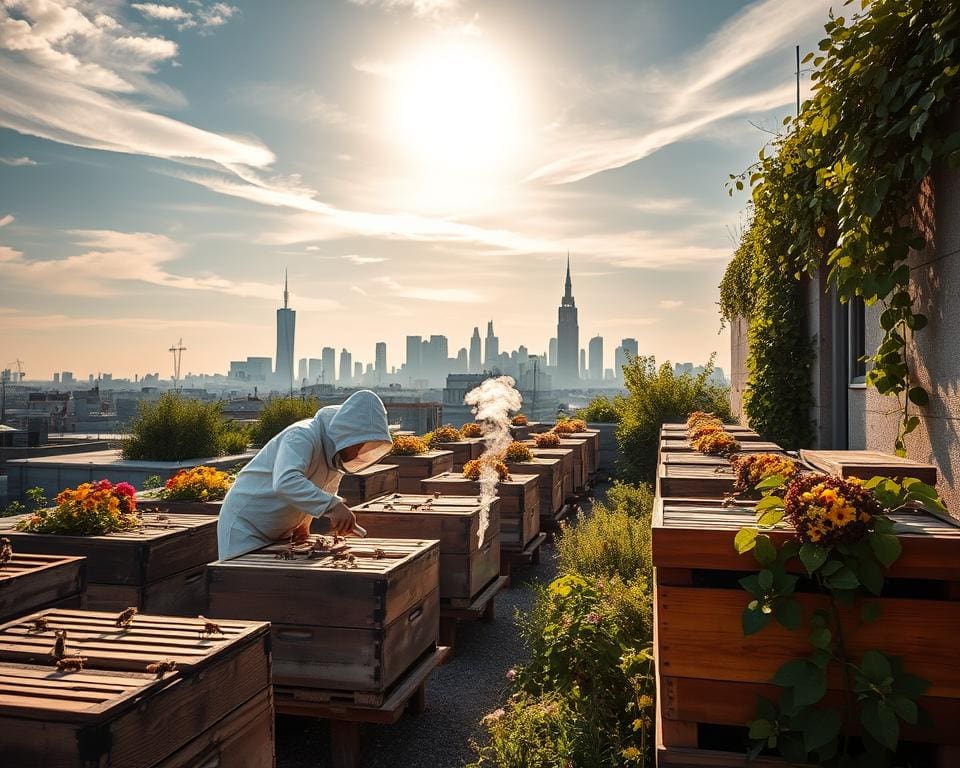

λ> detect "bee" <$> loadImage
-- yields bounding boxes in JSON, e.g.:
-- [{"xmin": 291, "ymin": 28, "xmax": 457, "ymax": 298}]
[
  {"xmin": 0, "ymin": 537, "xmax": 12, "ymax": 567},
  {"xmin": 51, "ymin": 629, "xmax": 67, "ymax": 660},
  {"xmin": 372, "ymin": 548, "xmax": 386, "ymax": 559},
  {"xmin": 146, "ymin": 659, "xmax": 177, "ymax": 678},
  {"xmin": 27, "ymin": 617, "xmax": 49, "ymax": 633},
  {"xmin": 115, "ymin": 606, "xmax": 138, "ymax": 629},
  {"xmin": 433, "ymin": 492, "xmax": 441, "ymax": 499},
  {"xmin": 197, "ymin": 616, "xmax": 223, "ymax": 639},
  {"xmin": 275, "ymin": 548, "xmax": 297, "ymax": 560},
  {"xmin": 56, "ymin": 656, "xmax": 86, "ymax": 672}
]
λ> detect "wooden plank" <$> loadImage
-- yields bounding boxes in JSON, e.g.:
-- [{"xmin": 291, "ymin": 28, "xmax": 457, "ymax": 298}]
[
  {"xmin": 658, "ymin": 463, "xmax": 736, "ymax": 498},
  {"xmin": 337, "ymin": 464, "xmax": 399, "ymax": 507},
  {"xmin": 660, "ymin": 439, "xmax": 784, "ymax": 454},
  {"xmin": 800, "ymin": 449, "xmax": 938, "ymax": 486},
  {"xmin": 0, "ymin": 554, "xmax": 86, "ymax": 623},
  {"xmin": 428, "ymin": 439, "xmax": 484, "ymax": 471},
  {"xmin": 504, "ymin": 457, "xmax": 564, "ymax": 516},
  {"xmin": 135, "ymin": 496, "xmax": 223, "ymax": 515},
  {"xmin": 525, "ymin": 447, "xmax": 575, "ymax": 500},
  {"xmin": 85, "ymin": 564, "xmax": 208, "ymax": 616},
  {"xmin": 378, "ymin": 451, "xmax": 455, "ymax": 494}
]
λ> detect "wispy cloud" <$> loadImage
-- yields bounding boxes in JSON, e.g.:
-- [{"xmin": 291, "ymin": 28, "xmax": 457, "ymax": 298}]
[
  {"xmin": 658, "ymin": 299, "xmax": 684, "ymax": 309},
  {"xmin": 236, "ymin": 83, "xmax": 351, "ymax": 127},
  {"xmin": 344, "ymin": 254, "xmax": 387, "ymax": 264},
  {"xmin": 0, "ymin": 155, "xmax": 36, "ymax": 166},
  {"xmin": 0, "ymin": 214, "xmax": 13, "ymax": 228},
  {"xmin": 348, "ymin": 0, "xmax": 462, "ymax": 18},
  {"xmin": 0, "ymin": 307, "xmax": 252, "ymax": 331},
  {"xmin": 131, "ymin": 2, "xmax": 239, "ymax": 31},
  {"xmin": 373, "ymin": 276, "xmax": 483, "ymax": 303}
]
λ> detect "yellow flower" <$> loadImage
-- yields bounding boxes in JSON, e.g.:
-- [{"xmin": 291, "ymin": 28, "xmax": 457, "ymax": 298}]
[{"xmin": 621, "ymin": 747, "xmax": 641, "ymax": 760}]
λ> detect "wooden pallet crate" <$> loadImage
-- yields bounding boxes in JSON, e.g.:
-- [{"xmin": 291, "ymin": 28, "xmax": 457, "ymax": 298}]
[
  {"xmin": 525, "ymin": 446, "xmax": 576, "ymax": 501},
  {"xmin": 0, "ymin": 552, "xmax": 86, "ymax": 623},
  {"xmin": 419, "ymin": 473, "xmax": 540, "ymax": 553},
  {"xmin": 428, "ymin": 439, "xmax": 484, "ymax": 472},
  {"xmin": 0, "ymin": 513, "xmax": 217, "ymax": 615},
  {"xmin": 379, "ymin": 450, "xmax": 455, "ymax": 494},
  {"xmin": 338, "ymin": 463, "xmax": 399, "ymax": 506},
  {"xmin": 653, "ymin": 496, "xmax": 960, "ymax": 756},
  {"xmin": 351, "ymin": 493, "xmax": 502, "ymax": 606},
  {"xmin": 504, "ymin": 456, "xmax": 564, "ymax": 521},
  {"xmin": 800, "ymin": 449, "xmax": 938, "ymax": 486},
  {"xmin": 208, "ymin": 536, "xmax": 440, "ymax": 702},
  {"xmin": 0, "ymin": 608, "xmax": 272, "ymax": 768}
]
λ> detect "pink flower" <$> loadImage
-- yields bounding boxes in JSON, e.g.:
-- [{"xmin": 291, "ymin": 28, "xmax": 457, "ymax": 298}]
[
  {"xmin": 505, "ymin": 668, "xmax": 516, "ymax": 681},
  {"xmin": 586, "ymin": 612, "xmax": 601, "ymax": 625},
  {"xmin": 114, "ymin": 482, "xmax": 136, "ymax": 497},
  {"xmin": 95, "ymin": 479, "xmax": 112, "ymax": 492}
]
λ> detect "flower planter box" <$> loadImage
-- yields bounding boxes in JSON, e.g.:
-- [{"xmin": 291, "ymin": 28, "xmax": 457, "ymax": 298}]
[
  {"xmin": 135, "ymin": 491, "xmax": 223, "ymax": 515},
  {"xmin": 351, "ymin": 494, "xmax": 501, "ymax": 606},
  {"xmin": 526, "ymin": 422, "xmax": 553, "ymax": 435},
  {"xmin": 525, "ymin": 446, "xmax": 576, "ymax": 501},
  {"xmin": 207, "ymin": 536, "xmax": 440, "ymax": 702},
  {"xmin": 338, "ymin": 463, "xmax": 399, "ymax": 506},
  {"xmin": 0, "ymin": 553, "xmax": 86, "ymax": 622},
  {"xmin": 652, "ymin": 496, "xmax": 960, "ymax": 756},
  {"xmin": 799, "ymin": 449, "xmax": 938, "ymax": 487},
  {"xmin": 379, "ymin": 450, "xmax": 454, "ymax": 494},
  {"xmin": 419, "ymin": 473, "xmax": 540, "ymax": 553},
  {"xmin": 428, "ymin": 439, "xmax": 484, "ymax": 472},
  {"xmin": 0, "ymin": 512, "xmax": 218, "ymax": 615},
  {"xmin": 0, "ymin": 608, "xmax": 272, "ymax": 768},
  {"xmin": 504, "ymin": 457, "xmax": 564, "ymax": 522}
]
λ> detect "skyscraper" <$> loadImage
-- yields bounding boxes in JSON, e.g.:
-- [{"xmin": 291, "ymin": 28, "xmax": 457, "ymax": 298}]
[
  {"xmin": 308, "ymin": 358, "xmax": 323, "ymax": 382},
  {"xmin": 406, "ymin": 335, "xmax": 422, "ymax": 380},
  {"xmin": 321, "ymin": 347, "xmax": 336, "ymax": 385},
  {"xmin": 484, "ymin": 321, "xmax": 499, "ymax": 368},
  {"xmin": 339, "ymin": 348, "xmax": 352, "ymax": 385},
  {"xmin": 456, "ymin": 347, "xmax": 468, "ymax": 372},
  {"xmin": 375, "ymin": 342, "xmax": 387, "ymax": 381},
  {"xmin": 615, "ymin": 338, "xmax": 638, "ymax": 379},
  {"xmin": 548, "ymin": 337, "xmax": 557, "ymax": 368},
  {"xmin": 556, "ymin": 255, "xmax": 580, "ymax": 386},
  {"xmin": 588, "ymin": 335, "xmax": 603, "ymax": 381},
  {"xmin": 579, "ymin": 349, "xmax": 586, "ymax": 378},
  {"xmin": 297, "ymin": 358, "xmax": 308, "ymax": 384},
  {"xmin": 469, "ymin": 327, "xmax": 482, "ymax": 373},
  {"xmin": 275, "ymin": 270, "xmax": 296, "ymax": 392},
  {"xmin": 622, "ymin": 338, "xmax": 639, "ymax": 359}
]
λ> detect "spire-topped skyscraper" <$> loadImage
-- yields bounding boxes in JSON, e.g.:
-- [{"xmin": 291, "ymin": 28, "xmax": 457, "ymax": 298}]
[
  {"xmin": 484, "ymin": 320, "xmax": 499, "ymax": 369},
  {"xmin": 275, "ymin": 269, "xmax": 296, "ymax": 392},
  {"xmin": 557, "ymin": 253, "xmax": 580, "ymax": 386}
]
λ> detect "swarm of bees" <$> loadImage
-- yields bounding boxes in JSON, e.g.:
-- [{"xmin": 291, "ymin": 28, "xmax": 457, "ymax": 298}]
[
  {"xmin": 330, "ymin": 551, "xmax": 357, "ymax": 569},
  {"xmin": 51, "ymin": 629, "xmax": 68, "ymax": 660},
  {"xmin": 197, "ymin": 616, "xmax": 223, "ymax": 639},
  {"xmin": 27, "ymin": 617, "xmax": 49, "ymax": 633},
  {"xmin": 146, "ymin": 659, "xmax": 177, "ymax": 678},
  {"xmin": 0, "ymin": 537, "xmax": 12, "ymax": 568},
  {"xmin": 115, "ymin": 607, "xmax": 138, "ymax": 629},
  {"xmin": 56, "ymin": 656, "xmax": 86, "ymax": 672}
]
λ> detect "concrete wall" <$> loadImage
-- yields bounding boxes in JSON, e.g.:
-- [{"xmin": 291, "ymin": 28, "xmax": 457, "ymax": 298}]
[{"xmin": 729, "ymin": 316, "xmax": 750, "ymax": 424}]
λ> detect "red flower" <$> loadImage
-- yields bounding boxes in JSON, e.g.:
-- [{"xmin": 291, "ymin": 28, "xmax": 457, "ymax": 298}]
[{"xmin": 114, "ymin": 482, "xmax": 136, "ymax": 498}]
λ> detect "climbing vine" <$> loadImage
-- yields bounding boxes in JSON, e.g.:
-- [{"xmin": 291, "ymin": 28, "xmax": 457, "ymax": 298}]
[{"xmin": 725, "ymin": 0, "xmax": 960, "ymax": 455}]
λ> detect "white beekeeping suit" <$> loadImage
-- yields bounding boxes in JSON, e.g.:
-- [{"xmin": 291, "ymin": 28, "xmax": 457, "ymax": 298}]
[{"xmin": 217, "ymin": 389, "xmax": 393, "ymax": 559}]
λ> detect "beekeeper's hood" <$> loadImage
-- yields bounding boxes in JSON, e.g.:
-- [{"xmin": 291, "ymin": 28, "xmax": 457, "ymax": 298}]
[{"xmin": 317, "ymin": 390, "xmax": 393, "ymax": 474}]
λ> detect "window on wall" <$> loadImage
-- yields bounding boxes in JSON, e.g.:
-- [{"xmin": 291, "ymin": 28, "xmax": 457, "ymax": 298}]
[{"xmin": 848, "ymin": 296, "xmax": 866, "ymax": 384}]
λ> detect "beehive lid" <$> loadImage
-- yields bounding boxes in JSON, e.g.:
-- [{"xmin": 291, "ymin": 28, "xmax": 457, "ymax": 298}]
[
  {"xmin": 659, "ymin": 439, "xmax": 784, "ymax": 453},
  {"xmin": 0, "ymin": 609, "xmax": 267, "ymax": 673},
  {"xmin": 800, "ymin": 449, "xmax": 938, "ymax": 485},
  {"xmin": 347, "ymin": 463, "xmax": 398, "ymax": 477},
  {"xmin": 354, "ymin": 494, "xmax": 484, "ymax": 515},
  {"xmin": 0, "ymin": 553, "xmax": 85, "ymax": 580},
  {"xmin": 0, "ymin": 512, "xmax": 217, "ymax": 542},
  {"xmin": 424, "ymin": 472, "xmax": 538, "ymax": 488}
]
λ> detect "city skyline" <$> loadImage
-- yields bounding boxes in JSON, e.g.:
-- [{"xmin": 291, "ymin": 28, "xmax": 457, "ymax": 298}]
[{"xmin": 0, "ymin": 1, "xmax": 833, "ymax": 380}]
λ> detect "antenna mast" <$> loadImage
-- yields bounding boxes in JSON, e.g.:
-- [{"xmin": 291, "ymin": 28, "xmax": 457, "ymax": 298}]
[{"xmin": 169, "ymin": 338, "xmax": 186, "ymax": 392}]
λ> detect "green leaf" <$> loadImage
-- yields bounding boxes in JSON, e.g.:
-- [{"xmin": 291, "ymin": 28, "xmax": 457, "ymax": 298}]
[
  {"xmin": 892, "ymin": 672, "xmax": 929, "ymax": 699},
  {"xmin": 860, "ymin": 650, "xmax": 893, "ymax": 684},
  {"xmin": 794, "ymin": 665, "xmax": 828, "ymax": 706},
  {"xmin": 756, "ymin": 475, "xmax": 787, "ymax": 490},
  {"xmin": 809, "ymin": 626, "xmax": 832, "ymax": 649},
  {"xmin": 757, "ymin": 508, "xmax": 785, "ymax": 527},
  {"xmin": 774, "ymin": 598, "xmax": 802, "ymax": 630},
  {"xmin": 735, "ymin": 527, "xmax": 758, "ymax": 554},
  {"xmin": 756, "ymin": 494, "xmax": 785, "ymax": 510},
  {"xmin": 755, "ymin": 535, "xmax": 778, "ymax": 567},
  {"xmin": 800, "ymin": 543, "xmax": 829, "ymax": 574},
  {"xmin": 802, "ymin": 707, "xmax": 842, "ymax": 753},
  {"xmin": 743, "ymin": 605, "xmax": 772, "ymax": 635},
  {"xmin": 824, "ymin": 566, "xmax": 860, "ymax": 590},
  {"xmin": 869, "ymin": 532, "xmax": 902, "ymax": 568},
  {"xmin": 890, "ymin": 695, "xmax": 919, "ymax": 725},
  {"xmin": 908, "ymin": 386, "xmax": 929, "ymax": 407},
  {"xmin": 857, "ymin": 557, "xmax": 885, "ymax": 596},
  {"xmin": 759, "ymin": 569, "xmax": 774, "ymax": 591},
  {"xmin": 861, "ymin": 699, "xmax": 900, "ymax": 751},
  {"xmin": 773, "ymin": 659, "xmax": 809, "ymax": 688}
]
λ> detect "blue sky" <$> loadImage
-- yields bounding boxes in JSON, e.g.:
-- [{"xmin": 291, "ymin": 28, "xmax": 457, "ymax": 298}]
[{"xmin": 0, "ymin": 0, "xmax": 833, "ymax": 380}]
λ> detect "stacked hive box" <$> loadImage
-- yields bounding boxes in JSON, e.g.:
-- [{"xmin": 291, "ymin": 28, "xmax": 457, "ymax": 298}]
[
  {"xmin": 379, "ymin": 450, "xmax": 454, "ymax": 494},
  {"xmin": 337, "ymin": 463, "xmax": 400, "ymax": 506},
  {"xmin": 0, "ymin": 608, "xmax": 273, "ymax": 767},
  {"xmin": 0, "ymin": 552, "xmax": 86, "ymax": 621},
  {"xmin": 207, "ymin": 535, "xmax": 440, "ymax": 703},
  {"xmin": 428, "ymin": 438, "xmax": 484, "ymax": 472},
  {"xmin": 566, "ymin": 430, "xmax": 601, "ymax": 479},
  {"xmin": 0, "ymin": 513, "xmax": 218, "ymax": 615},
  {"xmin": 503, "ymin": 455, "xmax": 565, "ymax": 526},
  {"xmin": 525, "ymin": 445, "xmax": 576, "ymax": 502}
]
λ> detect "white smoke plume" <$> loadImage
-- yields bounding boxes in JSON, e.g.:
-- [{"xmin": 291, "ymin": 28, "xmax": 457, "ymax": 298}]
[{"xmin": 464, "ymin": 375, "xmax": 523, "ymax": 544}]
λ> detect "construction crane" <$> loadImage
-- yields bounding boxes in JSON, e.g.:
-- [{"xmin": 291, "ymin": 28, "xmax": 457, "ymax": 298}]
[{"xmin": 169, "ymin": 339, "xmax": 186, "ymax": 392}]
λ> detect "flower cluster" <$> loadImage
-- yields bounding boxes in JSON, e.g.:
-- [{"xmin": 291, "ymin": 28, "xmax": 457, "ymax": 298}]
[
  {"xmin": 460, "ymin": 422, "xmax": 484, "ymax": 438},
  {"xmin": 511, "ymin": 414, "xmax": 529, "ymax": 426},
  {"xmin": 389, "ymin": 435, "xmax": 429, "ymax": 456},
  {"xmin": 160, "ymin": 466, "xmax": 232, "ymax": 501},
  {"xmin": 553, "ymin": 418, "xmax": 587, "ymax": 434},
  {"xmin": 463, "ymin": 457, "xmax": 511, "ymax": 481},
  {"xmin": 686, "ymin": 411, "xmax": 721, "ymax": 431},
  {"xmin": 503, "ymin": 441, "xmax": 533, "ymax": 463},
  {"xmin": 783, "ymin": 474, "xmax": 881, "ymax": 545},
  {"xmin": 16, "ymin": 480, "xmax": 140, "ymax": 536},
  {"xmin": 427, "ymin": 424, "xmax": 462, "ymax": 444},
  {"xmin": 731, "ymin": 453, "xmax": 798, "ymax": 494},
  {"xmin": 691, "ymin": 428, "xmax": 741, "ymax": 456},
  {"xmin": 534, "ymin": 431, "xmax": 561, "ymax": 448}
]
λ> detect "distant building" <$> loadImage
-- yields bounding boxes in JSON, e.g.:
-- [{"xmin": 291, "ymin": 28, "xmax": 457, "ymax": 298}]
[
  {"xmin": 308, "ymin": 358, "xmax": 323, "ymax": 383},
  {"xmin": 322, "ymin": 347, "xmax": 336, "ymax": 385},
  {"xmin": 588, "ymin": 335, "xmax": 603, "ymax": 381},
  {"xmin": 579, "ymin": 349, "xmax": 586, "ymax": 378},
  {"xmin": 275, "ymin": 271, "xmax": 296, "ymax": 392},
  {"xmin": 484, "ymin": 321, "xmax": 499, "ymax": 368},
  {"xmin": 405, "ymin": 335, "xmax": 422, "ymax": 381},
  {"xmin": 375, "ymin": 342, "xmax": 387, "ymax": 381},
  {"xmin": 339, "ymin": 349, "xmax": 352, "ymax": 385},
  {"xmin": 556, "ymin": 255, "xmax": 580, "ymax": 386},
  {"xmin": 62, "ymin": 372, "xmax": 74, "ymax": 384},
  {"xmin": 229, "ymin": 357, "xmax": 272, "ymax": 382},
  {"xmin": 456, "ymin": 347, "xmax": 468, "ymax": 371},
  {"xmin": 297, "ymin": 358, "xmax": 308, "ymax": 385},
  {"xmin": 548, "ymin": 337, "xmax": 557, "ymax": 368},
  {"xmin": 469, "ymin": 327, "xmax": 482, "ymax": 373},
  {"xmin": 354, "ymin": 361, "xmax": 363, "ymax": 381}
]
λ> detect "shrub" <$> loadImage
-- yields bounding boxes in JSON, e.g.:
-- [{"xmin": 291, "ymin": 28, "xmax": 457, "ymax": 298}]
[
  {"xmin": 471, "ymin": 693, "xmax": 577, "ymax": 768},
  {"xmin": 390, "ymin": 435, "xmax": 428, "ymax": 456},
  {"xmin": 503, "ymin": 442, "xmax": 533, "ymax": 463},
  {"xmin": 533, "ymin": 432, "xmax": 560, "ymax": 448},
  {"xmin": 577, "ymin": 396, "xmax": 622, "ymax": 423},
  {"xmin": 158, "ymin": 466, "xmax": 232, "ymax": 502},
  {"xmin": 463, "ymin": 457, "xmax": 511, "ymax": 481},
  {"xmin": 1, "ymin": 487, "xmax": 46, "ymax": 518},
  {"xmin": 123, "ymin": 394, "xmax": 232, "ymax": 461},
  {"xmin": 461, "ymin": 422, "xmax": 484, "ymax": 438},
  {"xmin": 16, "ymin": 480, "xmax": 139, "ymax": 536},
  {"xmin": 617, "ymin": 355, "xmax": 731, "ymax": 484},
  {"xmin": 511, "ymin": 414, "xmax": 528, "ymax": 426},
  {"xmin": 221, "ymin": 422, "xmax": 252, "ymax": 454},
  {"xmin": 691, "ymin": 429, "xmax": 740, "ymax": 456},
  {"xmin": 254, "ymin": 396, "xmax": 319, "ymax": 445}
]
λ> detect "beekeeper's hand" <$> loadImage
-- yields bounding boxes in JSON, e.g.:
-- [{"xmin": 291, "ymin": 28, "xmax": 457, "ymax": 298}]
[{"xmin": 325, "ymin": 502, "xmax": 359, "ymax": 536}]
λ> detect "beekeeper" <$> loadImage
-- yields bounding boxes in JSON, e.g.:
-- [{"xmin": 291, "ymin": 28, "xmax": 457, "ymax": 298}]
[{"xmin": 217, "ymin": 389, "xmax": 393, "ymax": 559}]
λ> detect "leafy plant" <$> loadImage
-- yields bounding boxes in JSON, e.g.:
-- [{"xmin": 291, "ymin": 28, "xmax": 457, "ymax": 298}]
[
  {"xmin": 463, "ymin": 457, "xmax": 510, "ymax": 481},
  {"xmin": 577, "ymin": 395, "xmax": 623, "ymax": 424},
  {"xmin": 16, "ymin": 480, "xmax": 139, "ymax": 536},
  {"xmin": 511, "ymin": 414, "xmax": 529, "ymax": 426},
  {"xmin": 253, "ymin": 396, "xmax": 319, "ymax": 446},
  {"xmin": 461, "ymin": 422, "xmax": 484, "ymax": 438},
  {"xmin": 157, "ymin": 466, "xmax": 232, "ymax": 502},
  {"xmin": 2, "ymin": 487, "xmax": 47, "ymax": 518},
  {"xmin": 122, "ymin": 394, "xmax": 235, "ymax": 461}
]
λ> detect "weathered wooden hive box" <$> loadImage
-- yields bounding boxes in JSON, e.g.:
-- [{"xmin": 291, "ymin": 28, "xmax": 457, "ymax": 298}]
[
  {"xmin": 207, "ymin": 536, "xmax": 440, "ymax": 703},
  {"xmin": 509, "ymin": 424, "xmax": 533, "ymax": 441},
  {"xmin": 554, "ymin": 438, "xmax": 589, "ymax": 491},
  {"xmin": 428, "ymin": 439, "xmax": 484, "ymax": 472},
  {"xmin": 351, "ymin": 494, "xmax": 501, "ymax": 606},
  {"xmin": 338, "ymin": 463, "xmax": 399, "ymax": 506},
  {"xmin": 567, "ymin": 430, "xmax": 602, "ymax": 475},
  {"xmin": 135, "ymin": 492, "xmax": 223, "ymax": 515},
  {"xmin": 0, "ymin": 513, "xmax": 218, "ymax": 615},
  {"xmin": 0, "ymin": 608, "xmax": 273, "ymax": 768},
  {"xmin": 379, "ymin": 450, "xmax": 455, "ymax": 494},
  {"xmin": 503, "ymin": 456, "xmax": 564, "ymax": 521},
  {"xmin": 419, "ymin": 473, "xmax": 540, "ymax": 553},
  {"xmin": 657, "ymin": 460, "xmax": 740, "ymax": 498},
  {"xmin": 0, "ymin": 552, "xmax": 86, "ymax": 622},
  {"xmin": 661, "ymin": 423, "xmax": 763, "ymax": 442},
  {"xmin": 658, "ymin": 438, "xmax": 784, "ymax": 455},
  {"xmin": 652, "ymin": 496, "xmax": 960, "ymax": 760},
  {"xmin": 801, "ymin": 449, "xmax": 939, "ymax": 487},
  {"xmin": 524, "ymin": 445, "xmax": 575, "ymax": 501}
]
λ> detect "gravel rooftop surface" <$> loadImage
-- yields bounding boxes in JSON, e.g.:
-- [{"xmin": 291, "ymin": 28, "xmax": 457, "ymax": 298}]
[{"xmin": 277, "ymin": 487, "xmax": 604, "ymax": 768}]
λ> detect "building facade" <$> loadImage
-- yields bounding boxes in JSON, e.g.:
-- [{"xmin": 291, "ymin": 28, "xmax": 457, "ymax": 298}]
[
  {"xmin": 556, "ymin": 256, "xmax": 580, "ymax": 387},
  {"xmin": 274, "ymin": 272, "xmax": 296, "ymax": 392}
]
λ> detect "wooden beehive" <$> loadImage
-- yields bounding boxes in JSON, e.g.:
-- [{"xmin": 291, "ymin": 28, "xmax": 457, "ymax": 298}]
[
  {"xmin": 379, "ymin": 450, "xmax": 455, "ymax": 494},
  {"xmin": 420, "ymin": 473, "xmax": 540, "ymax": 552},
  {"xmin": 659, "ymin": 438, "xmax": 784, "ymax": 455},
  {"xmin": 352, "ymin": 494, "xmax": 501, "ymax": 606},
  {"xmin": 0, "ymin": 552, "xmax": 86, "ymax": 622},
  {"xmin": 0, "ymin": 513, "xmax": 218, "ymax": 615},
  {"xmin": 509, "ymin": 424, "xmax": 533, "ymax": 441},
  {"xmin": 429, "ymin": 438, "xmax": 485, "ymax": 471},
  {"xmin": 567, "ymin": 430, "xmax": 601, "ymax": 475},
  {"xmin": 555, "ymin": 438, "xmax": 589, "ymax": 491},
  {"xmin": 661, "ymin": 423, "xmax": 762, "ymax": 441},
  {"xmin": 504, "ymin": 456, "xmax": 564, "ymax": 521},
  {"xmin": 135, "ymin": 495, "xmax": 223, "ymax": 515},
  {"xmin": 207, "ymin": 536, "xmax": 440, "ymax": 701},
  {"xmin": 338, "ymin": 463, "xmax": 399, "ymax": 506},
  {"xmin": 0, "ymin": 608, "xmax": 272, "ymax": 768},
  {"xmin": 657, "ymin": 461, "xmax": 737, "ymax": 498},
  {"xmin": 526, "ymin": 446, "xmax": 575, "ymax": 501},
  {"xmin": 800, "ymin": 449, "xmax": 939, "ymax": 486},
  {"xmin": 653, "ymin": 496, "xmax": 960, "ymax": 759}
]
